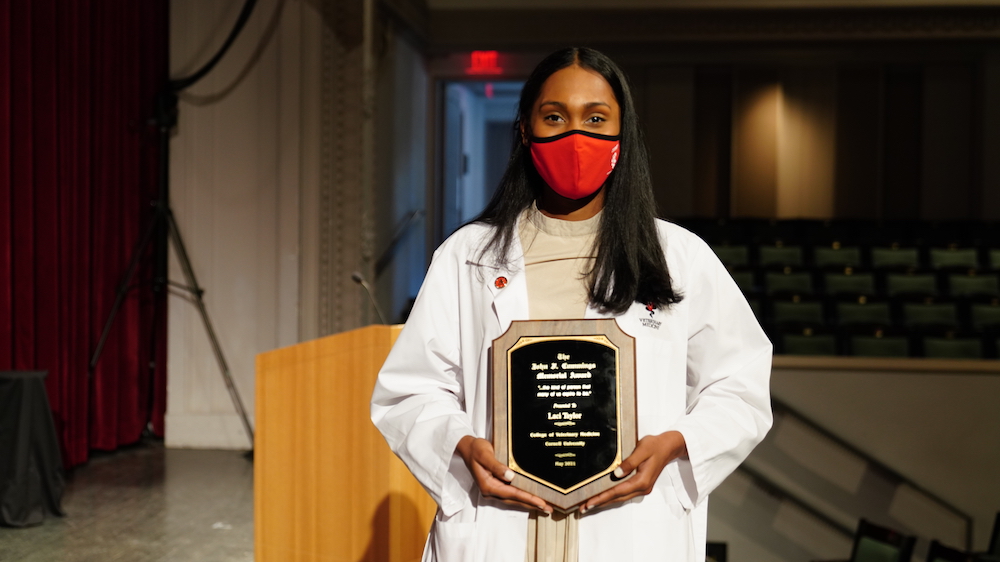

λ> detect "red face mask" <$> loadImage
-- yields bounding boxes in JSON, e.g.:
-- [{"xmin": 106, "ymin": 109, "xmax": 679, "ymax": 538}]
[{"xmin": 529, "ymin": 130, "xmax": 621, "ymax": 200}]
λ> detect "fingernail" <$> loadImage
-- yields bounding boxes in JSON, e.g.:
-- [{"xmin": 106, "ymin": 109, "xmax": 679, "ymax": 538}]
[
  {"xmin": 542, "ymin": 507, "xmax": 552, "ymax": 516},
  {"xmin": 503, "ymin": 469, "xmax": 514, "ymax": 482},
  {"xmin": 614, "ymin": 467, "xmax": 624, "ymax": 478},
  {"xmin": 580, "ymin": 505, "xmax": 588, "ymax": 514}
]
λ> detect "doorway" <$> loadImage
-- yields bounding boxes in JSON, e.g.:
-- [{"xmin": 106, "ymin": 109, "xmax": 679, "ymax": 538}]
[{"xmin": 438, "ymin": 80, "xmax": 524, "ymax": 239}]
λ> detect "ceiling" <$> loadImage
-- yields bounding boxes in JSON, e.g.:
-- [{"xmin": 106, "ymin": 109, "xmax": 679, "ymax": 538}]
[{"xmin": 427, "ymin": 0, "xmax": 1000, "ymax": 9}]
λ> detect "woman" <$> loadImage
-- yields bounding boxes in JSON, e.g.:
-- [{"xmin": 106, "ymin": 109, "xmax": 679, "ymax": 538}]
[{"xmin": 371, "ymin": 47, "xmax": 772, "ymax": 562}]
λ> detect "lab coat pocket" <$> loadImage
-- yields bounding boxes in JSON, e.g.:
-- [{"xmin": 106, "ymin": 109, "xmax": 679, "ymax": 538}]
[
  {"xmin": 427, "ymin": 508, "xmax": 477, "ymax": 562},
  {"xmin": 630, "ymin": 485, "xmax": 696, "ymax": 562},
  {"xmin": 655, "ymin": 475, "xmax": 690, "ymax": 519},
  {"xmin": 635, "ymin": 338, "xmax": 681, "ymax": 434}
]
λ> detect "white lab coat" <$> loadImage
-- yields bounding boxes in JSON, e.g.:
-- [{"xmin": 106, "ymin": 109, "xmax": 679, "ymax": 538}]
[{"xmin": 371, "ymin": 218, "xmax": 772, "ymax": 562}]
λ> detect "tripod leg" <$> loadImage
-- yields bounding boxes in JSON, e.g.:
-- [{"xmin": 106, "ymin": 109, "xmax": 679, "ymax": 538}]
[
  {"xmin": 143, "ymin": 271, "xmax": 166, "ymax": 436},
  {"xmin": 164, "ymin": 208, "xmax": 255, "ymax": 449},
  {"xmin": 90, "ymin": 209, "xmax": 163, "ymax": 370}
]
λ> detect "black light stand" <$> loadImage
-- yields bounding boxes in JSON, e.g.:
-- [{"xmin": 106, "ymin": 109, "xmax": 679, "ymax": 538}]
[{"xmin": 90, "ymin": 0, "xmax": 260, "ymax": 454}]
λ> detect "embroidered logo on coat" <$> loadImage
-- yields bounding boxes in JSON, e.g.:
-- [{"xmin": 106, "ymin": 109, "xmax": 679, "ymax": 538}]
[{"xmin": 641, "ymin": 302, "xmax": 662, "ymax": 329}]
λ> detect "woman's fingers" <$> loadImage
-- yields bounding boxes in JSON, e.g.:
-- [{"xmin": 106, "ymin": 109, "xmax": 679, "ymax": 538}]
[
  {"xmin": 457, "ymin": 431, "xmax": 686, "ymax": 514},
  {"xmin": 581, "ymin": 471, "xmax": 655, "ymax": 512},
  {"xmin": 613, "ymin": 456, "xmax": 636, "ymax": 479},
  {"xmin": 580, "ymin": 431, "xmax": 686, "ymax": 513},
  {"xmin": 474, "ymin": 461, "xmax": 552, "ymax": 512},
  {"xmin": 469, "ymin": 438, "xmax": 515, "ymax": 482},
  {"xmin": 460, "ymin": 436, "xmax": 552, "ymax": 513}
]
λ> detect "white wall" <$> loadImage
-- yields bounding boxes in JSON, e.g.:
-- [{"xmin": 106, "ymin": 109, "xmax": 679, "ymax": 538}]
[
  {"xmin": 167, "ymin": 0, "xmax": 320, "ymax": 449},
  {"xmin": 706, "ymin": 360, "xmax": 1000, "ymax": 561},
  {"xmin": 765, "ymin": 360, "xmax": 997, "ymax": 552},
  {"xmin": 167, "ymin": 0, "xmax": 429, "ymax": 448}
]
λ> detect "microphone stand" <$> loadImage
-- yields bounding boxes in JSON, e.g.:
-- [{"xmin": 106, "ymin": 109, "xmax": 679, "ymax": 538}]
[{"xmin": 351, "ymin": 271, "xmax": 387, "ymax": 325}]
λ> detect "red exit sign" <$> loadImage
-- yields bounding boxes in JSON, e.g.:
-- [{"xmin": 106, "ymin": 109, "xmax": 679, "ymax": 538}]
[{"xmin": 466, "ymin": 50, "xmax": 503, "ymax": 75}]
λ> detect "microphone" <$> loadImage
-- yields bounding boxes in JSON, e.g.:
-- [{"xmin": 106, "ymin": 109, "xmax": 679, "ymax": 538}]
[{"xmin": 351, "ymin": 271, "xmax": 387, "ymax": 324}]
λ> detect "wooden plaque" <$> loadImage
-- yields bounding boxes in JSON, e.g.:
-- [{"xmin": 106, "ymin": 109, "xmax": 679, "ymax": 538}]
[{"xmin": 491, "ymin": 319, "xmax": 637, "ymax": 512}]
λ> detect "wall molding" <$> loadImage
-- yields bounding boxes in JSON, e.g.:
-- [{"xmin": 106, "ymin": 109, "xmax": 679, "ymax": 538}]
[
  {"xmin": 428, "ymin": 7, "xmax": 1000, "ymax": 49},
  {"xmin": 317, "ymin": 0, "xmax": 376, "ymax": 336}
]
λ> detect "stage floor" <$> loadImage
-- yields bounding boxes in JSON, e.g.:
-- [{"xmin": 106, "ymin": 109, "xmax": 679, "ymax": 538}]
[{"xmin": 0, "ymin": 439, "xmax": 254, "ymax": 562}]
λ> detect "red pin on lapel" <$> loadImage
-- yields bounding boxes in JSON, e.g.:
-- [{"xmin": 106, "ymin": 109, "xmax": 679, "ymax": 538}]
[{"xmin": 495, "ymin": 276, "xmax": 508, "ymax": 289}]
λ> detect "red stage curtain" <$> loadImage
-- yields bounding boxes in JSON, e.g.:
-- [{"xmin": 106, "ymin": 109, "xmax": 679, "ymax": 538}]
[{"xmin": 0, "ymin": 0, "xmax": 168, "ymax": 468}]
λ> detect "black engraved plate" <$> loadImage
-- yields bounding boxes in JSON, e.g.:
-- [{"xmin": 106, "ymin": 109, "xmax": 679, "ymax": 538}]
[
  {"xmin": 509, "ymin": 339, "xmax": 618, "ymax": 492},
  {"xmin": 491, "ymin": 319, "xmax": 637, "ymax": 512}
]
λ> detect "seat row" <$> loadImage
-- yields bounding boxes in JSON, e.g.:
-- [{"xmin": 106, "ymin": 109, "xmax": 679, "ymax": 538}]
[
  {"xmin": 679, "ymin": 218, "xmax": 1000, "ymax": 358},
  {"xmin": 829, "ymin": 516, "xmax": 1000, "ymax": 562},
  {"xmin": 767, "ymin": 325, "xmax": 1000, "ymax": 359},
  {"xmin": 677, "ymin": 217, "xmax": 1000, "ymax": 248},
  {"xmin": 733, "ymin": 268, "xmax": 1000, "ymax": 299},
  {"xmin": 748, "ymin": 294, "xmax": 1000, "ymax": 333},
  {"xmin": 712, "ymin": 243, "xmax": 1000, "ymax": 272}
]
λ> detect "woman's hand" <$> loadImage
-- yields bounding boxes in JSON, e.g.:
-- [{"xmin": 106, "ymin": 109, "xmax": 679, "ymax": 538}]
[
  {"xmin": 455, "ymin": 435, "xmax": 553, "ymax": 514},
  {"xmin": 579, "ymin": 430, "xmax": 687, "ymax": 513}
]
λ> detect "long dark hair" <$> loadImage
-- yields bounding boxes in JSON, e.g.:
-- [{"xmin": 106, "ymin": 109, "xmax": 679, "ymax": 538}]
[{"xmin": 473, "ymin": 47, "xmax": 681, "ymax": 314}]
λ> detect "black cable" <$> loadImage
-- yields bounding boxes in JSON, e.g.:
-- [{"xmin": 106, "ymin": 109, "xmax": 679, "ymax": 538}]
[{"xmin": 168, "ymin": 0, "xmax": 259, "ymax": 93}]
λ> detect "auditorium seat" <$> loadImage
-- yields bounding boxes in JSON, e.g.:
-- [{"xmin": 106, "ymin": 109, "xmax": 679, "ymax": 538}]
[
  {"xmin": 970, "ymin": 299, "xmax": 1000, "ymax": 331},
  {"xmin": 871, "ymin": 246, "xmax": 922, "ymax": 270},
  {"xmin": 885, "ymin": 272, "xmax": 938, "ymax": 297},
  {"xmin": 712, "ymin": 244, "xmax": 751, "ymax": 268},
  {"xmin": 728, "ymin": 268, "xmax": 758, "ymax": 295},
  {"xmin": 759, "ymin": 244, "xmax": 804, "ymax": 268},
  {"xmin": 921, "ymin": 333, "xmax": 984, "ymax": 359},
  {"xmin": 834, "ymin": 297, "xmax": 893, "ymax": 328},
  {"xmin": 947, "ymin": 273, "xmax": 1000, "ymax": 298},
  {"xmin": 990, "ymin": 249, "xmax": 1000, "ymax": 270},
  {"xmin": 814, "ymin": 243, "xmax": 863, "ymax": 269},
  {"xmin": 848, "ymin": 519, "xmax": 915, "ymax": 562},
  {"xmin": 777, "ymin": 327, "xmax": 838, "ymax": 356},
  {"xmin": 846, "ymin": 328, "xmax": 910, "ymax": 358},
  {"xmin": 929, "ymin": 247, "xmax": 980, "ymax": 271},
  {"xmin": 765, "ymin": 269, "xmax": 814, "ymax": 296},
  {"xmin": 987, "ymin": 329, "xmax": 1000, "ymax": 360},
  {"xmin": 900, "ymin": 299, "xmax": 960, "ymax": 330},
  {"xmin": 824, "ymin": 269, "xmax": 877, "ymax": 296},
  {"xmin": 769, "ymin": 296, "xmax": 826, "ymax": 328}
]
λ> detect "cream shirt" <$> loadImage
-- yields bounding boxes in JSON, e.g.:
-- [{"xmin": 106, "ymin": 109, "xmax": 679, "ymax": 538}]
[
  {"xmin": 519, "ymin": 205, "xmax": 601, "ymax": 321},
  {"xmin": 518, "ymin": 204, "xmax": 601, "ymax": 562}
]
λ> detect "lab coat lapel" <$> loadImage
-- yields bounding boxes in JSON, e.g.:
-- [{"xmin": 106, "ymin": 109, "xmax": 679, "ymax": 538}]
[
  {"xmin": 486, "ymin": 264, "xmax": 527, "ymax": 331},
  {"xmin": 482, "ymin": 230, "xmax": 528, "ymax": 331}
]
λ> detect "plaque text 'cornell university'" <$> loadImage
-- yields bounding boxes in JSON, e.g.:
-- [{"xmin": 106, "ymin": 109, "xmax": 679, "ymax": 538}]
[{"xmin": 492, "ymin": 319, "xmax": 637, "ymax": 512}]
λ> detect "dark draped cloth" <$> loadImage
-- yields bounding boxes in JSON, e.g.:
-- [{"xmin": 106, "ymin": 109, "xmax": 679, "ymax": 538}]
[
  {"xmin": 0, "ymin": 0, "xmax": 169, "ymax": 468},
  {"xmin": 0, "ymin": 371, "xmax": 65, "ymax": 526}
]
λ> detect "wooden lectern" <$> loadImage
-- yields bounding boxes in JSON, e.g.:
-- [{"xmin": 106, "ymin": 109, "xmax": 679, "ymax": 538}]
[{"xmin": 255, "ymin": 325, "xmax": 437, "ymax": 562}]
